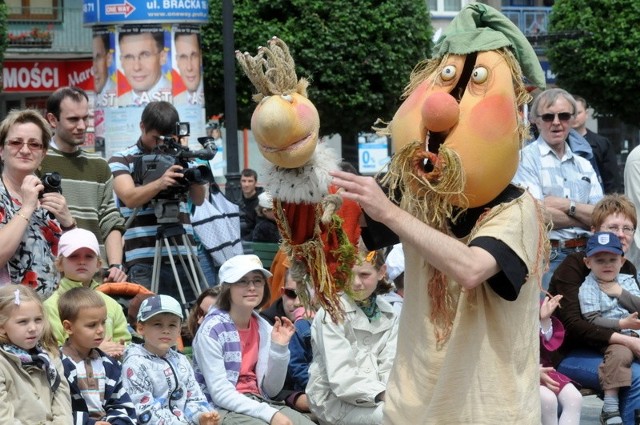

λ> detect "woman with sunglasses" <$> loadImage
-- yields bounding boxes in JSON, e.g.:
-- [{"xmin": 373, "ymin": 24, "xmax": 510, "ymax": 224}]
[
  {"xmin": 307, "ymin": 247, "xmax": 399, "ymax": 425},
  {"xmin": 0, "ymin": 109, "xmax": 74, "ymax": 296},
  {"xmin": 192, "ymin": 254, "xmax": 315, "ymax": 425}
]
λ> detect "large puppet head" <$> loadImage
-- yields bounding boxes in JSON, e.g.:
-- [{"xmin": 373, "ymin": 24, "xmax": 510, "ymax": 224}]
[{"xmin": 385, "ymin": 4, "xmax": 545, "ymax": 217}]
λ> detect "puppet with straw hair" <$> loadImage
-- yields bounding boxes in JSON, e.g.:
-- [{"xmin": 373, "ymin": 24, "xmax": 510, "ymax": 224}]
[{"xmin": 236, "ymin": 38, "xmax": 361, "ymax": 322}]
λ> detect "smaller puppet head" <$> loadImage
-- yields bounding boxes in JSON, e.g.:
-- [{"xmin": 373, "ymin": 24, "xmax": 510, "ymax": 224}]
[{"xmin": 237, "ymin": 37, "xmax": 320, "ymax": 169}]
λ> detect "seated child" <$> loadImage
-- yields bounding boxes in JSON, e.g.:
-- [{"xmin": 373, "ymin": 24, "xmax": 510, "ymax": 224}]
[
  {"xmin": 192, "ymin": 254, "xmax": 315, "ymax": 425},
  {"xmin": 307, "ymin": 247, "xmax": 399, "ymax": 425},
  {"xmin": 539, "ymin": 294, "xmax": 582, "ymax": 425},
  {"xmin": 0, "ymin": 285, "xmax": 73, "ymax": 423},
  {"xmin": 121, "ymin": 294, "xmax": 220, "ymax": 425},
  {"xmin": 579, "ymin": 232, "xmax": 640, "ymax": 425},
  {"xmin": 58, "ymin": 287, "xmax": 137, "ymax": 424},
  {"xmin": 186, "ymin": 287, "xmax": 221, "ymax": 341},
  {"xmin": 44, "ymin": 228, "xmax": 131, "ymax": 357}
]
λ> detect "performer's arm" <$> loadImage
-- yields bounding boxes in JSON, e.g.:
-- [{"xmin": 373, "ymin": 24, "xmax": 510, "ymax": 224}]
[{"xmin": 331, "ymin": 170, "xmax": 500, "ymax": 289}]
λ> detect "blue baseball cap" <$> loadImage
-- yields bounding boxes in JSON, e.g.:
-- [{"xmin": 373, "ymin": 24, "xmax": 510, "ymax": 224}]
[
  {"xmin": 586, "ymin": 232, "xmax": 624, "ymax": 257},
  {"xmin": 137, "ymin": 295, "xmax": 183, "ymax": 322}
]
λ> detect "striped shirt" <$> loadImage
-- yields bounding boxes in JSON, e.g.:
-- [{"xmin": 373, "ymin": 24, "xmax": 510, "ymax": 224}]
[
  {"xmin": 39, "ymin": 144, "xmax": 125, "ymax": 260},
  {"xmin": 108, "ymin": 142, "xmax": 196, "ymax": 266},
  {"xmin": 512, "ymin": 137, "xmax": 603, "ymax": 241}
]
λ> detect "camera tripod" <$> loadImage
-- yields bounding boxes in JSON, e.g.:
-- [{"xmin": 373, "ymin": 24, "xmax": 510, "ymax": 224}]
[{"xmin": 150, "ymin": 199, "xmax": 206, "ymax": 310}]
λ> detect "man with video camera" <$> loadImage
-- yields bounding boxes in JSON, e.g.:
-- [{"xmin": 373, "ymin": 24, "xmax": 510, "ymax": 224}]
[{"xmin": 108, "ymin": 101, "xmax": 206, "ymax": 303}]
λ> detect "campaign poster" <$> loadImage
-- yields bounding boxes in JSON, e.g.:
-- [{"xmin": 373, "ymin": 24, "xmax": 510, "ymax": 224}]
[
  {"xmin": 116, "ymin": 23, "xmax": 173, "ymax": 107},
  {"xmin": 171, "ymin": 24, "xmax": 204, "ymax": 106}
]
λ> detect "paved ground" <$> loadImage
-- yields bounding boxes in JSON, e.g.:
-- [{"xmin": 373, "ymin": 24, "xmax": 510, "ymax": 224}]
[{"xmin": 582, "ymin": 394, "xmax": 603, "ymax": 424}]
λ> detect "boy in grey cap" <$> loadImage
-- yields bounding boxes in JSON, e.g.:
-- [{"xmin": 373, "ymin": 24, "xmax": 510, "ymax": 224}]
[
  {"xmin": 121, "ymin": 294, "xmax": 220, "ymax": 424},
  {"xmin": 579, "ymin": 232, "xmax": 640, "ymax": 425}
]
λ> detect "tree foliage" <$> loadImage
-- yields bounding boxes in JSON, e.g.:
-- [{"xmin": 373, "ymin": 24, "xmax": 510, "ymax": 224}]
[
  {"xmin": 201, "ymin": 0, "xmax": 433, "ymax": 154},
  {"xmin": 546, "ymin": 0, "xmax": 640, "ymax": 124}
]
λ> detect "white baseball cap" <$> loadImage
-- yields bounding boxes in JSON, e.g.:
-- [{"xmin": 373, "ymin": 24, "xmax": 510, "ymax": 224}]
[
  {"xmin": 219, "ymin": 254, "xmax": 273, "ymax": 284},
  {"xmin": 137, "ymin": 295, "xmax": 184, "ymax": 322},
  {"xmin": 258, "ymin": 192, "xmax": 273, "ymax": 209},
  {"xmin": 385, "ymin": 243, "xmax": 405, "ymax": 281},
  {"xmin": 58, "ymin": 228, "xmax": 100, "ymax": 258}
]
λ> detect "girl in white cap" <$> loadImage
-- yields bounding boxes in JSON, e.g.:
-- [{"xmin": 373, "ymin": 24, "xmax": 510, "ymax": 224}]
[{"xmin": 192, "ymin": 254, "xmax": 315, "ymax": 425}]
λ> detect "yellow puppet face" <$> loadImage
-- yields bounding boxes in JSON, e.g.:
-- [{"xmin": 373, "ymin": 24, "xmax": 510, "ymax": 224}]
[
  {"xmin": 251, "ymin": 93, "xmax": 320, "ymax": 168},
  {"xmin": 390, "ymin": 50, "xmax": 521, "ymax": 207}
]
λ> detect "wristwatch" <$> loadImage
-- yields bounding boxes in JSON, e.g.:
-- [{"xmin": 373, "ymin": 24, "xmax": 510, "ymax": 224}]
[
  {"xmin": 568, "ymin": 200, "xmax": 576, "ymax": 217},
  {"xmin": 109, "ymin": 264, "xmax": 126, "ymax": 272}
]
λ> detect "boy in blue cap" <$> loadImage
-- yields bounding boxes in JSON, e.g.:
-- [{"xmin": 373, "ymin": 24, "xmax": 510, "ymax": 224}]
[
  {"xmin": 121, "ymin": 294, "xmax": 220, "ymax": 424},
  {"xmin": 579, "ymin": 232, "xmax": 640, "ymax": 425}
]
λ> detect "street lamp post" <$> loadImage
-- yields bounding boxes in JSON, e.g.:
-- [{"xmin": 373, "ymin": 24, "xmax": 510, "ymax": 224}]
[{"xmin": 222, "ymin": 0, "xmax": 241, "ymax": 201}]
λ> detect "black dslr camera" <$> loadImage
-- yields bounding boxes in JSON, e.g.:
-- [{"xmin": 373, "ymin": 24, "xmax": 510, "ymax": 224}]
[
  {"xmin": 39, "ymin": 172, "xmax": 62, "ymax": 198},
  {"xmin": 132, "ymin": 122, "xmax": 217, "ymax": 199}
]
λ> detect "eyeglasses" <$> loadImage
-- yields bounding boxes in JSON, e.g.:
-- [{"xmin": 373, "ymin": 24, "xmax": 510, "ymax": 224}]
[
  {"xmin": 604, "ymin": 225, "xmax": 635, "ymax": 235},
  {"xmin": 283, "ymin": 288, "xmax": 298, "ymax": 299},
  {"xmin": 5, "ymin": 140, "xmax": 44, "ymax": 151},
  {"xmin": 235, "ymin": 278, "xmax": 266, "ymax": 288},
  {"xmin": 121, "ymin": 50, "xmax": 161, "ymax": 65},
  {"xmin": 538, "ymin": 112, "xmax": 573, "ymax": 123}
]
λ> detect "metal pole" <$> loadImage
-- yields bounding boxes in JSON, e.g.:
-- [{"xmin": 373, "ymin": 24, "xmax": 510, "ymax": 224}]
[{"xmin": 222, "ymin": 0, "xmax": 242, "ymax": 201}]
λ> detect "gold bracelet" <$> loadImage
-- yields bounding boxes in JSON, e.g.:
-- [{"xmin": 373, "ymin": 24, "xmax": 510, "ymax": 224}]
[{"xmin": 16, "ymin": 211, "xmax": 29, "ymax": 223}]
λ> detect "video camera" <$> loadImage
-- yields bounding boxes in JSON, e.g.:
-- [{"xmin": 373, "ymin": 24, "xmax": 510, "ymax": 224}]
[{"xmin": 132, "ymin": 122, "xmax": 217, "ymax": 199}]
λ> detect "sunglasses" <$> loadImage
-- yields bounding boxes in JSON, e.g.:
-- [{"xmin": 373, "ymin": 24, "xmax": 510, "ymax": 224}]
[
  {"xmin": 538, "ymin": 112, "xmax": 573, "ymax": 123},
  {"xmin": 283, "ymin": 288, "xmax": 298, "ymax": 299}
]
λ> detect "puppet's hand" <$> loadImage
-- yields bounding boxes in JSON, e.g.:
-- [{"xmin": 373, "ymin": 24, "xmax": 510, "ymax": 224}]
[{"xmin": 320, "ymin": 193, "xmax": 343, "ymax": 224}]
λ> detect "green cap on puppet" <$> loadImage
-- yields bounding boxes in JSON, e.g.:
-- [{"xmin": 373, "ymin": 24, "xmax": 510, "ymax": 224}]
[{"xmin": 434, "ymin": 3, "xmax": 545, "ymax": 90}]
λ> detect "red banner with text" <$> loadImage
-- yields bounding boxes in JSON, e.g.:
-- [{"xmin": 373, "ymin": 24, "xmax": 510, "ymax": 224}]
[{"xmin": 2, "ymin": 60, "xmax": 93, "ymax": 92}]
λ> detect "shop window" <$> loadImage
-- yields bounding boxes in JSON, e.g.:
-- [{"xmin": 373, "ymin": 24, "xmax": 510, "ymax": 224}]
[{"xmin": 6, "ymin": 0, "xmax": 59, "ymax": 21}]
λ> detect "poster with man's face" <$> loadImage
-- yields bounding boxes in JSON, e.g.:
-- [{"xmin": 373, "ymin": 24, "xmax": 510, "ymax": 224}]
[
  {"xmin": 172, "ymin": 24, "xmax": 204, "ymax": 106},
  {"xmin": 116, "ymin": 24, "xmax": 173, "ymax": 107}
]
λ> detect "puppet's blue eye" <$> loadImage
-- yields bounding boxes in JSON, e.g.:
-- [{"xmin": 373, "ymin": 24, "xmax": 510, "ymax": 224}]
[
  {"xmin": 472, "ymin": 67, "xmax": 488, "ymax": 83},
  {"xmin": 441, "ymin": 65, "xmax": 457, "ymax": 81}
]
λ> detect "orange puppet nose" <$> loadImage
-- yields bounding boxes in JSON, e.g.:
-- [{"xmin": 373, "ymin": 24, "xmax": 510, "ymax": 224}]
[{"xmin": 422, "ymin": 92, "xmax": 459, "ymax": 133}]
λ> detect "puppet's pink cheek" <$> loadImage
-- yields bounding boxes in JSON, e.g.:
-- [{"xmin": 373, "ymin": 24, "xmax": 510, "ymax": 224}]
[{"xmin": 469, "ymin": 95, "xmax": 517, "ymax": 141}]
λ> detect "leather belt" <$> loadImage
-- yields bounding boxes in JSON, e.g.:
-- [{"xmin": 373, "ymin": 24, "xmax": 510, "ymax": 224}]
[{"xmin": 550, "ymin": 237, "xmax": 588, "ymax": 249}]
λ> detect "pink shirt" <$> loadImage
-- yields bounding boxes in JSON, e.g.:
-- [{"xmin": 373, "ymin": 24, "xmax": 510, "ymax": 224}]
[{"xmin": 236, "ymin": 315, "xmax": 261, "ymax": 395}]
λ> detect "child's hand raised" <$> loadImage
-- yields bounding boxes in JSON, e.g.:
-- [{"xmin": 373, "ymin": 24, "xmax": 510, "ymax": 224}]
[
  {"xmin": 271, "ymin": 316, "xmax": 295, "ymax": 346},
  {"xmin": 540, "ymin": 294, "xmax": 563, "ymax": 320}
]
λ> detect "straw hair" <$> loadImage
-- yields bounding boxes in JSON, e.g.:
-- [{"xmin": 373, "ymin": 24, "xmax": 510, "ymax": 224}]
[{"xmin": 236, "ymin": 36, "xmax": 310, "ymax": 102}]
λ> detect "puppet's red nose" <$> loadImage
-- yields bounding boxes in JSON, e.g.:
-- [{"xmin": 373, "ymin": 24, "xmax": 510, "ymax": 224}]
[{"xmin": 422, "ymin": 92, "xmax": 459, "ymax": 133}]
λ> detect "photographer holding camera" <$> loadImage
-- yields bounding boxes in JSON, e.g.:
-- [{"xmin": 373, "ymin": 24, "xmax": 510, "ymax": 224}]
[
  {"xmin": 0, "ymin": 109, "xmax": 75, "ymax": 297},
  {"xmin": 108, "ymin": 101, "xmax": 206, "ymax": 302}
]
